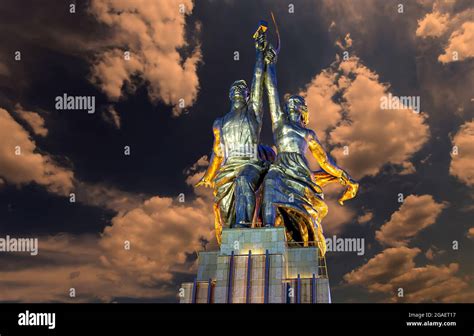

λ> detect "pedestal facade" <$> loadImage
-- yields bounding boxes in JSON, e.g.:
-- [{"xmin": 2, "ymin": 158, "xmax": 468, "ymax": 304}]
[{"xmin": 180, "ymin": 227, "xmax": 331, "ymax": 303}]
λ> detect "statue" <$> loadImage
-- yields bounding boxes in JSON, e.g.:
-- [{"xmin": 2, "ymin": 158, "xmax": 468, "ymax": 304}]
[
  {"xmin": 196, "ymin": 22, "xmax": 274, "ymax": 243},
  {"xmin": 261, "ymin": 42, "xmax": 359, "ymax": 255},
  {"xmin": 196, "ymin": 18, "xmax": 358, "ymax": 254}
]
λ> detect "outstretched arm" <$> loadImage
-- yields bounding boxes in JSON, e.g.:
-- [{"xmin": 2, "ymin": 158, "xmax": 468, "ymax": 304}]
[
  {"xmin": 313, "ymin": 170, "xmax": 359, "ymax": 205},
  {"xmin": 196, "ymin": 121, "xmax": 224, "ymax": 188},
  {"xmin": 308, "ymin": 131, "xmax": 359, "ymax": 204},
  {"xmin": 308, "ymin": 133, "xmax": 345, "ymax": 179},
  {"xmin": 264, "ymin": 45, "xmax": 284, "ymax": 131},
  {"xmin": 249, "ymin": 33, "xmax": 266, "ymax": 124}
]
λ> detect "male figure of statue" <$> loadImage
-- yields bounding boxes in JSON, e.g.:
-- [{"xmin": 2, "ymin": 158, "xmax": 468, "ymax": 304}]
[{"xmin": 196, "ymin": 24, "xmax": 272, "ymax": 242}]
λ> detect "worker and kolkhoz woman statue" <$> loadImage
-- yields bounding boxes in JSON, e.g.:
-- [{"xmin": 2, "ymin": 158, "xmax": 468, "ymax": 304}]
[{"xmin": 196, "ymin": 18, "xmax": 359, "ymax": 256}]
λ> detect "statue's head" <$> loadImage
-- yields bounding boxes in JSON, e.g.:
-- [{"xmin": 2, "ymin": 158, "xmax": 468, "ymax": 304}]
[
  {"xmin": 229, "ymin": 80, "xmax": 250, "ymax": 103},
  {"xmin": 284, "ymin": 95, "xmax": 309, "ymax": 125}
]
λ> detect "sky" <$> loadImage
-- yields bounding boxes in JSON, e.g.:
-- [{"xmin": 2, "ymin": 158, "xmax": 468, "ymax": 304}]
[{"xmin": 0, "ymin": 0, "xmax": 473, "ymax": 303}]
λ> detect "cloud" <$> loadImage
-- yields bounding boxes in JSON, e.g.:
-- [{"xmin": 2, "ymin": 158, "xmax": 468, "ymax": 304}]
[
  {"xmin": 344, "ymin": 246, "xmax": 474, "ymax": 302},
  {"xmin": 415, "ymin": 1, "xmax": 474, "ymax": 63},
  {"xmin": 344, "ymin": 188, "xmax": 470, "ymax": 302},
  {"xmin": 0, "ymin": 234, "xmax": 172, "ymax": 302},
  {"xmin": 425, "ymin": 245, "xmax": 445, "ymax": 261},
  {"xmin": 14, "ymin": 104, "xmax": 48, "ymax": 137},
  {"xmin": 301, "ymin": 54, "xmax": 430, "ymax": 179},
  {"xmin": 344, "ymin": 33, "xmax": 353, "ymax": 47},
  {"xmin": 102, "ymin": 104, "xmax": 121, "ymax": 129},
  {"xmin": 438, "ymin": 21, "xmax": 474, "ymax": 63},
  {"xmin": 100, "ymin": 195, "xmax": 214, "ymax": 284},
  {"xmin": 450, "ymin": 120, "xmax": 474, "ymax": 186},
  {"xmin": 0, "ymin": 155, "xmax": 216, "ymax": 302},
  {"xmin": 330, "ymin": 58, "xmax": 430, "ymax": 179},
  {"xmin": 89, "ymin": 0, "xmax": 201, "ymax": 115},
  {"xmin": 468, "ymin": 227, "xmax": 474, "ymax": 239},
  {"xmin": 0, "ymin": 107, "xmax": 73, "ymax": 196},
  {"xmin": 335, "ymin": 33, "xmax": 353, "ymax": 50},
  {"xmin": 385, "ymin": 262, "xmax": 473, "ymax": 303},
  {"xmin": 0, "ymin": 61, "xmax": 9, "ymax": 76},
  {"xmin": 375, "ymin": 195, "xmax": 447, "ymax": 247},
  {"xmin": 425, "ymin": 248, "xmax": 434, "ymax": 260},
  {"xmin": 344, "ymin": 246, "xmax": 420, "ymax": 288},
  {"xmin": 74, "ymin": 181, "xmax": 145, "ymax": 213},
  {"xmin": 357, "ymin": 210, "xmax": 373, "ymax": 224},
  {"xmin": 317, "ymin": 0, "xmax": 421, "ymax": 52},
  {"xmin": 416, "ymin": 10, "xmax": 449, "ymax": 38},
  {"xmin": 399, "ymin": 161, "xmax": 416, "ymax": 175}
]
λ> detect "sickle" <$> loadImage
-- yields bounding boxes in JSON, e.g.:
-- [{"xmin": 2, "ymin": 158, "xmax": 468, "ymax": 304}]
[{"xmin": 270, "ymin": 11, "xmax": 281, "ymax": 54}]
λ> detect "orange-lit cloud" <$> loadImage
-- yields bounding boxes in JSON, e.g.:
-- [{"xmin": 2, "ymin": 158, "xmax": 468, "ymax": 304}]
[
  {"xmin": 415, "ymin": 1, "xmax": 474, "ymax": 63},
  {"xmin": 416, "ymin": 10, "xmax": 449, "ymax": 38},
  {"xmin": 375, "ymin": 195, "xmax": 447, "ymax": 247},
  {"xmin": 344, "ymin": 246, "xmax": 420, "ymax": 288},
  {"xmin": 301, "ymin": 54, "xmax": 430, "ymax": 179},
  {"xmin": 344, "ymin": 190, "xmax": 471, "ymax": 303},
  {"xmin": 100, "ymin": 195, "xmax": 214, "ymax": 284},
  {"xmin": 330, "ymin": 57, "xmax": 429, "ymax": 179},
  {"xmin": 0, "ymin": 107, "xmax": 73, "ymax": 196},
  {"xmin": 0, "ymin": 156, "xmax": 215, "ymax": 302},
  {"xmin": 467, "ymin": 227, "xmax": 474, "ymax": 239},
  {"xmin": 357, "ymin": 210, "xmax": 373, "ymax": 224},
  {"xmin": 439, "ymin": 22, "xmax": 474, "ymax": 63},
  {"xmin": 450, "ymin": 120, "xmax": 474, "ymax": 186},
  {"xmin": 343, "ymin": 246, "xmax": 474, "ymax": 302},
  {"xmin": 14, "ymin": 104, "xmax": 48, "ymax": 137},
  {"xmin": 0, "ymin": 234, "xmax": 172, "ymax": 302},
  {"xmin": 102, "ymin": 104, "xmax": 121, "ymax": 129},
  {"xmin": 89, "ymin": 0, "xmax": 201, "ymax": 115}
]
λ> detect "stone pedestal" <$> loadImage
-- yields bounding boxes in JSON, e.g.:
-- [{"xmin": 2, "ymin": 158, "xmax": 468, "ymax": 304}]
[{"xmin": 180, "ymin": 227, "xmax": 331, "ymax": 304}]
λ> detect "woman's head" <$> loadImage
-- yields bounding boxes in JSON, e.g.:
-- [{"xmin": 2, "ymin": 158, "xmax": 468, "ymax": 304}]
[{"xmin": 284, "ymin": 95, "xmax": 309, "ymax": 125}]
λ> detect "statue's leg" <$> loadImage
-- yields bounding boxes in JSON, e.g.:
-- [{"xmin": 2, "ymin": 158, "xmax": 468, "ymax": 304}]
[
  {"xmin": 218, "ymin": 189, "xmax": 235, "ymax": 229},
  {"xmin": 262, "ymin": 171, "xmax": 278, "ymax": 227},
  {"xmin": 234, "ymin": 164, "xmax": 262, "ymax": 228}
]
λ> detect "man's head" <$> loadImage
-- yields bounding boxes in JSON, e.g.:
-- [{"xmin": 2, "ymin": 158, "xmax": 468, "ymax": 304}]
[
  {"xmin": 229, "ymin": 80, "xmax": 250, "ymax": 103},
  {"xmin": 284, "ymin": 95, "xmax": 309, "ymax": 125}
]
